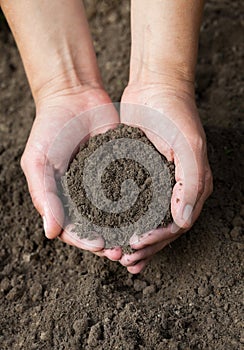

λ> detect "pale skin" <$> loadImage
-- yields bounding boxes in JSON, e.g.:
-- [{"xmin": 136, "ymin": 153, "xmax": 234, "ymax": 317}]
[{"xmin": 1, "ymin": 0, "xmax": 212, "ymax": 274}]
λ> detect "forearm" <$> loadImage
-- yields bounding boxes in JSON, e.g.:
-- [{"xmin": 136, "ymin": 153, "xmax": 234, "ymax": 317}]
[
  {"xmin": 1, "ymin": 0, "xmax": 102, "ymax": 101},
  {"xmin": 130, "ymin": 0, "xmax": 204, "ymax": 88}
]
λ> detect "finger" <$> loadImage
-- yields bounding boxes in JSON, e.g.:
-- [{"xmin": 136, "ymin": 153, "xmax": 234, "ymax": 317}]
[
  {"xmin": 59, "ymin": 225, "xmax": 105, "ymax": 252},
  {"xmin": 190, "ymin": 167, "xmax": 213, "ymax": 225},
  {"xmin": 171, "ymin": 162, "xmax": 213, "ymax": 232},
  {"xmin": 170, "ymin": 189, "xmax": 208, "ymax": 235},
  {"xmin": 93, "ymin": 250, "xmax": 106, "ymax": 257},
  {"xmin": 170, "ymin": 141, "xmax": 205, "ymax": 229},
  {"xmin": 129, "ymin": 225, "xmax": 183, "ymax": 250},
  {"xmin": 170, "ymin": 184, "xmax": 211, "ymax": 235},
  {"xmin": 103, "ymin": 247, "xmax": 123, "ymax": 260},
  {"xmin": 127, "ymin": 258, "xmax": 151, "ymax": 274},
  {"xmin": 94, "ymin": 247, "xmax": 123, "ymax": 261},
  {"xmin": 120, "ymin": 237, "xmax": 177, "ymax": 267},
  {"xmin": 21, "ymin": 149, "xmax": 64, "ymax": 239}
]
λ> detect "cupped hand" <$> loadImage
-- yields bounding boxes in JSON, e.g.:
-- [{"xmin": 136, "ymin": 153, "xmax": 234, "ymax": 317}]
[
  {"xmin": 21, "ymin": 85, "xmax": 122, "ymax": 260},
  {"xmin": 119, "ymin": 83, "xmax": 213, "ymax": 273}
]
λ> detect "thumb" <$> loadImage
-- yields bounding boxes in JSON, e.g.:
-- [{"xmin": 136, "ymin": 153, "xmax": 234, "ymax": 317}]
[
  {"xmin": 171, "ymin": 137, "xmax": 204, "ymax": 230},
  {"xmin": 21, "ymin": 149, "xmax": 64, "ymax": 239}
]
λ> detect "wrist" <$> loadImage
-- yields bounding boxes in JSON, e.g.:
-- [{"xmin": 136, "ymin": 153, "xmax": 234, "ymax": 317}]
[
  {"xmin": 129, "ymin": 0, "xmax": 203, "ymax": 96},
  {"xmin": 128, "ymin": 58, "xmax": 196, "ymax": 98},
  {"xmin": 32, "ymin": 61, "xmax": 103, "ymax": 103},
  {"xmin": 1, "ymin": 0, "xmax": 103, "ymax": 102},
  {"xmin": 130, "ymin": 54, "xmax": 195, "ymax": 80}
]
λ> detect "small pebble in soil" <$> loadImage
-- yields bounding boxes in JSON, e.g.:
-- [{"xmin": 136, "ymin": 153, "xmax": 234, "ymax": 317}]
[
  {"xmin": 29, "ymin": 282, "xmax": 43, "ymax": 302},
  {"xmin": 0, "ymin": 277, "xmax": 11, "ymax": 293},
  {"xmin": 133, "ymin": 279, "xmax": 147, "ymax": 292},
  {"xmin": 198, "ymin": 284, "xmax": 211, "ymax": 297},
  {"xmin": 230, "ymin": 226, "xmax": 243, "ymax": 241},
  {"xmin": 87, "ymin": 322, "xmax": 102, "ymax": 347},
  {"xmin": 143, "ymin": 285, "xmax": 156, "ymax": 296},
  {"xmin": 73, "ymin": 316, "xmax": 89, "ymax": 334},
  {"xmin": 40, "ymin": 331, "xmax": 49, "ymax": 341}
]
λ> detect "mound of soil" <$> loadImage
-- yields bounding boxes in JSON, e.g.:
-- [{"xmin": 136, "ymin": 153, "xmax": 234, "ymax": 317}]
[{"xmin": 62, "ymin": 124, "xmax": 175, "ymax": 249}]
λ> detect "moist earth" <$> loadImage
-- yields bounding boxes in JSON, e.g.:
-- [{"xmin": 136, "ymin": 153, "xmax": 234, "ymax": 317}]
[
  {"xmin": 0, "ymin": 1, "xmax": 243, "ymax": 349},
  {"xmin": 61, "ymin": 124, "xmax": 174, "ymax": 249}
]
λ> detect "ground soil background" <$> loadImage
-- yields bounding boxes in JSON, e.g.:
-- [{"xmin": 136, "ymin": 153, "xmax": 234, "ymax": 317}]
[{"xmin": 0, "ymin": 1, "xmax": 243, "ymax": 349}]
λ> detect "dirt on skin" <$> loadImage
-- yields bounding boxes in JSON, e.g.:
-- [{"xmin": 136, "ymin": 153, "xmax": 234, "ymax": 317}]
[
  {"xmin": 61, "ymin": 124, "xmax": 174, "ymax": 250},
  {"xmin": 0, "ymin": 1, "xmax": 243, "ymax": 349}
]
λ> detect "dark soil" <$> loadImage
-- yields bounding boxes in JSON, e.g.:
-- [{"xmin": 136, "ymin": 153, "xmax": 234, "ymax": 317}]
[
  {"xmin": 62, "ymin": 124, "xmax": 174, "ymax": 249},
  {"xmin": 0, "ymin": 1, "xmax": 243, "ymax": 349}
]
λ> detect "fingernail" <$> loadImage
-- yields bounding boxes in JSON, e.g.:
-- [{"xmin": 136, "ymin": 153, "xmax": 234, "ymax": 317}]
[
  {"xmin": 130, "ymin": 235, "xmax": 140, "ymax": 246},
  {"xmin": 171, "ymin": 222, "xmax": 180, "ymax": 234},
  {"xmin": 130, "ymin": 235, "xmax": 144, "ymax": 245},
  {"xmin": 131, "ymin": 260, "xmax": 140, "ymax": 266},
  {"xmin": 80, "ymin": 237, "xmax": 102, "ymax": 248},
  {"xmin": 130, "ymin": 230, "xmax": 153, "ymax": 245},
  {"xmin": 183, "ymin": 204, "xmax": 193, "ymax": 223},
  {"xmin": 42, "ymin": 216, "xmax": 47, "ymax": 234}
]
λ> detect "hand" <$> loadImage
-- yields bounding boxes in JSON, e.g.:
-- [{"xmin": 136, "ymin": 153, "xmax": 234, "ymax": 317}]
[
  {"xmin": 119, "ymin": 82, "xmax": 213, "ymax": 273},
  {"xmin": 2, "ymin": 0, "xmax": 124, "ymax": 260},
  {"xmin": 21, "ymin": 85, "xmax": 123, "ymax": 260}
]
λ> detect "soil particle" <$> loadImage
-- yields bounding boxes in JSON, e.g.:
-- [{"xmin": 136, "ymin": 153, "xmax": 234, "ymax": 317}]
[
  {"xmin": 6, "ymin": 286, "xmax": 21, "ymax": 301},
  {"xmin": 133, "ymin": 279, "xmax": 147, "ymax": 292},
  {"xmin": 87, "ymin": 322, "xmax": 103, "ymax": 347},
  {"xmin": 40, "ymin": 331, "xmax": 50, "ymax": 342},
  {"xmin": 0, "ymin": 277, "xmax": 11, "ymax": 293},
  {"xmin": 142, "ymin": 284, "xmax": 156, "ymax": 296},
  {"xmin": 72, "ymin": 316, "xmax": 89, "ymax": 335},
  {"xmin": 197, "ymin": 284, "xmax": 212, "ymax": 297},
  {"xmin": 29, "ymin": 282, "xmax": 43, "ymax": 302},
  {"xmin": 230, "ymin": 226, "xmax": 243, "ymax": 241}
]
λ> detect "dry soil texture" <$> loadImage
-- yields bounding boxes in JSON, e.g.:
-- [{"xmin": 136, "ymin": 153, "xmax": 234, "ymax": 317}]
[
  {"xmin": 0, "ymin": 1, "xmax": 243, "ymax": 349},
  {"xmin": 61, "ymin": 124, "xmax": 174, "ymax": 249}
]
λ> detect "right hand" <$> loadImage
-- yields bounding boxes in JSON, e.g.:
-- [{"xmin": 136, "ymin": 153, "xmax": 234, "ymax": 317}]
[{"xmin": 119, "ymin": 82, "xmax": 213, "ymax": 273}]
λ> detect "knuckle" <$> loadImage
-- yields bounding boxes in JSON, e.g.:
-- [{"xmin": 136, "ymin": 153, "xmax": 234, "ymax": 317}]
[
  {"xmin": 189, "ymin": 133, "xmax": 206, "ymax": 152},
  {"xmin": 174, "ymin": 216, "xmax": 192, "ymax": 231},
  {"xmin": 205, "ymin": 168, "xmax": 213, "ymax": 197},
  {"xmin": 182, "ymin": 221, "xmax": 192, "ymax": 231},
  {"xmin": 197, "ymin": 178, "xmax": 205, "ymax": 197},
  {"xmin": 197, "ymin": 166, "xmax": 213, "ymax": 200},
  {"xmin": 21, "ymin": 147, "xmax": 47, "ymax": 172},
  {"xmin": 29, "ymin": 189, "xmax": 41, "ymax": 210},
  {"xmin": 20, "ymin": 153, "xmax": 27, "ymax": 172}
]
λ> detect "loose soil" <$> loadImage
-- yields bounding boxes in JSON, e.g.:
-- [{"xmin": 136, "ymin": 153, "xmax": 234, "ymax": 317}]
[
  {"xmin": 0, "ymin": 1, "xmax": 243, "ymax": 349},
  {"xmin": 62, "ymin": 124, "xmax": 174, "ymax": 249}
]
